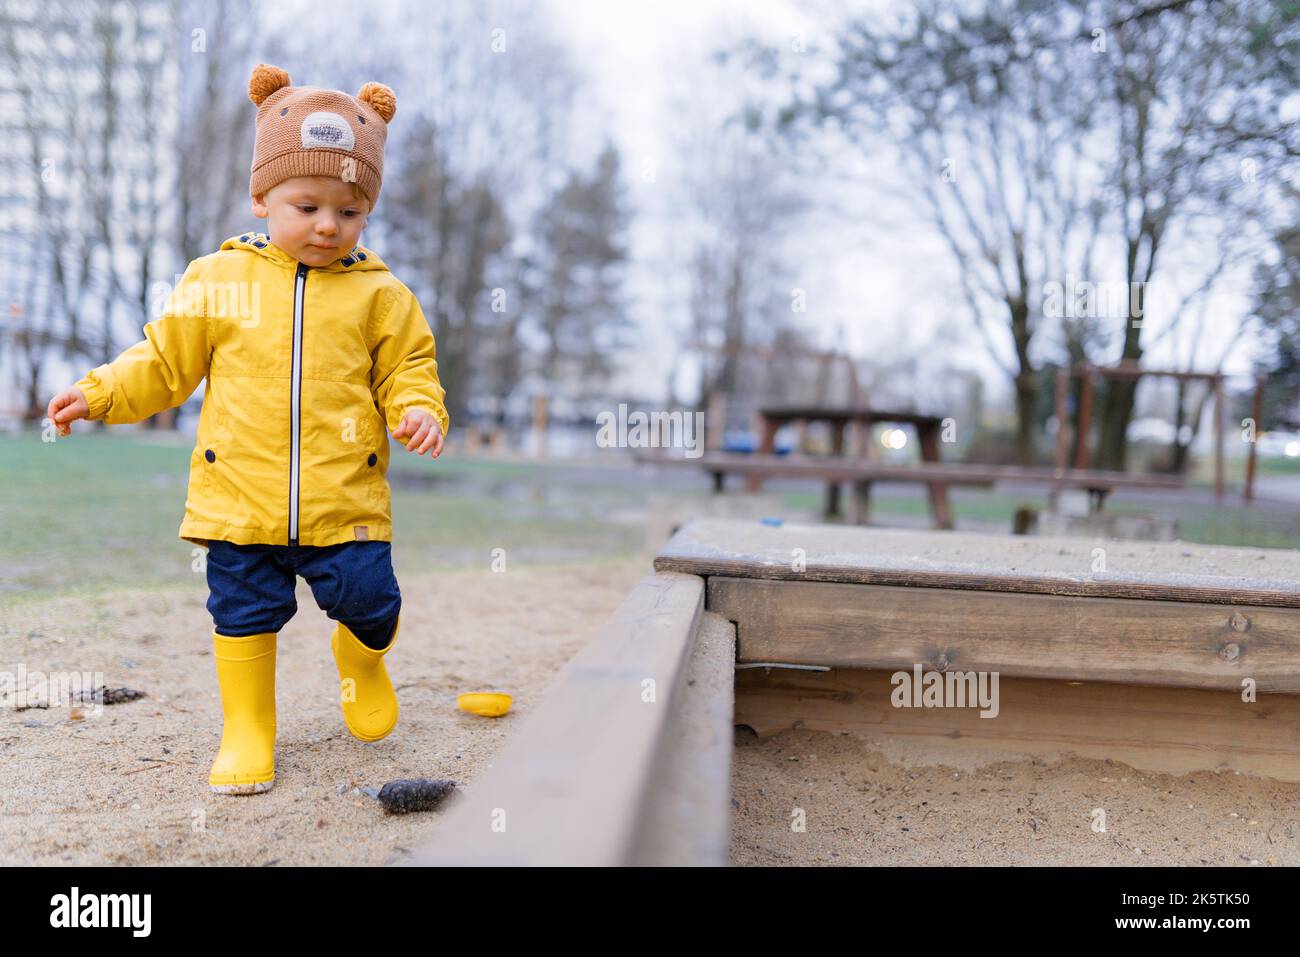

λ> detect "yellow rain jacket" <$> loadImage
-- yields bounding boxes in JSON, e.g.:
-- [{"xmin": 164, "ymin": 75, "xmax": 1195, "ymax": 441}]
[{"xmin": 74, "ymin": 232, "xmax": 450, "ymax": 548}]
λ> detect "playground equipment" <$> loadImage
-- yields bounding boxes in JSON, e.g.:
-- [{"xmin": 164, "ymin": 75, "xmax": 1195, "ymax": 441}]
[
  {"xmin": 1055, "ymin": 361, "xmax": 1268, "ymax": 502},
  {"xmin": 409, "ymin": 518, "xmax": 1300, "ymax": 865}
]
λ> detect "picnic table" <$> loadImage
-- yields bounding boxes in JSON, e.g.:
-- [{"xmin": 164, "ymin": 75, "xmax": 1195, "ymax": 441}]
[
  {"xmin": 746, "ymin": 405, "xmax": 951, "ymax": 523},
  {"xmin": 635, "ymin": 450, "xmax": 1184, "ymax": 529}
]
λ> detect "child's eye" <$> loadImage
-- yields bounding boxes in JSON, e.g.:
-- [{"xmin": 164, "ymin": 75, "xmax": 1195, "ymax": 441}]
[
  {"xmin": 342, "ymin": 210, "xmax": 359, "ymax": 217},
  {"xmin": 297, "ymin": 205, "xmax": 316, "ymax": 213}
]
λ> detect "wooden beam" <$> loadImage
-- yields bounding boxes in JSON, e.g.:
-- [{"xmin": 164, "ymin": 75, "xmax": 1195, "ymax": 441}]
[
  {"xmin": 1245, "ymin": 376, "xmax": 1264, "ymax": 503},
  {"xmin": 745, "ymin": 416, "xmax": 781, "ymax": 493},
  {"xmin": 635, "ymin": 451, "xmax": 1184, "ymax": 491},
  {"xmin": 850, "ymin": 479, "xmax": 873, "ymax": 525},
  {"xmin": 531, "ymin": 394, "xmax": 548, "ymax": 458},
  {"xmin": 655, "ymin": 519, "xmax": 1300, "ymax": 609},
  {"xmin": 757, "ymin": 406, "xmax": 944, "ymax": 427},
  {"xmin": 706, "ymin": 393, "xmax": 725, "ymax": 452},
  {"xmin": 917, "ymin": 421, "xmax": 953, "ymax": 529},
  {"xmin": 735, "ymin": 666, "xmax": 1300, "ymax": 783},
  {"xmin": 1074, "ymin": 371, "xmax": 1094, "ymax": 470},
  {"xmin": 1053, "ymin": 365, "xmax": 1070, "ymax": 479},
  {"xmin": 405, "ymin": 571, "xmax": 705, "ymax": 866},
  {"xmin": 709, "ymin": 576, "xmax": 1300, "ymax": 691},
  {"xmin": 1214, "ymin": 379, "xmax": 1225, "ymax": 502},
  {"xmin": 1094, "ymin": 363, "xmax": 1228, "ymax": 383},
  {"xmin": 629, "ymin": 611, "xmax": 736, "ymax": 866}
]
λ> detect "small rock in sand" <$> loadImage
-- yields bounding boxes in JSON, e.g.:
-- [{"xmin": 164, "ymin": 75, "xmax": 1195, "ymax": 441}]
[{"xmin": 377, "ymin": 778, "xmax": 457, "ymax": 814}]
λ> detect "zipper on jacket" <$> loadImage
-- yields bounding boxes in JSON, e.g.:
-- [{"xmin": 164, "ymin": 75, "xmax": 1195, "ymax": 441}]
[{"xmin": 289, "ymin": 262, "xmax": 308, "ymax": 545}]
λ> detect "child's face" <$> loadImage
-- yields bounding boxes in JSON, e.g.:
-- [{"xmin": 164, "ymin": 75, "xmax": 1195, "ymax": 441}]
[{"xmin": 251, "ymin": 176, "xmax": 370, "ymax": 267}]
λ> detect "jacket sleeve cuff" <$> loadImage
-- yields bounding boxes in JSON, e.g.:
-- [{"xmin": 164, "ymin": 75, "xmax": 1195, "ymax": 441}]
[
  {"xmin": 74, "ymin": 369, "xmax": 114, "ymax": 421},
  {"xmin": 395, "ymin": 402, "xmax": 450, "ymax": 440}
]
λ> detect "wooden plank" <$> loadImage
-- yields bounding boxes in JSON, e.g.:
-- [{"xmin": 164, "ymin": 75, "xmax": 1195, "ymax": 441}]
[
  {"xmin": 405, "ymin": 571, "xmax": 704, "ymax": 866},
  {"xmin": 917, "ymin": 422, "xmax": 954, "ymax": 529},
  {"xmin": 1214, "ymin": 381, "xmax": 1225, "ymax": 502},
  {"xmin": 654, "ymin": 518, "xmax": 1300, "ymax": 608},
  {"xmin": 1054, "ymin": 365, "xmax": 1070, "ymax": 476},
  {"xmin": 636, "ymin": 451, "xmax": 1184, "ymax": 490},
  {"xmin": 735, "ymin": 666, "xmax": 1300, "ymax": 783},
  {"xmin": 1075, "ymin": 372, "xmax": 1094, "ymax": 470},
  {"xmin": 629, "ymin": 611, "xmax": 736, "ymax": 866},
  {"xmin": 758, "ymin": 406, "xmax": 944, "ymax": 427},
  {"xmin": 1100, "ymin": 362, "xmax": 1226, "ymax": 382},
  {"xmin": 1245, "ymin": 376, "xmax": 1264, "ymax": 503},
  {"xmin": 745, "ymin": 413, "xmax": 781, "ymax": 491},
  {"xmin": 710, "ymin": 576, "xmax": 1300, "ymax": 691}
]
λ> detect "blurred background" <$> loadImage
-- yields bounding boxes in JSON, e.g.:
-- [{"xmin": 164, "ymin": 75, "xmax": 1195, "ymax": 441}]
[{"xmin": 1, "ymin": 0, "xmax": 1298, "ymax": 602}]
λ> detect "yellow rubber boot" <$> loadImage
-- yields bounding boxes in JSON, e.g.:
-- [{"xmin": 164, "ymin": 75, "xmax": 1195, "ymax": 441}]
[
  {"xmin": 331, "ymin": 614, "xmax": 399, "ymax": 742},
  {"xmin": 208, "ymin": 630, "xmax": 277, "ymax": 794}
]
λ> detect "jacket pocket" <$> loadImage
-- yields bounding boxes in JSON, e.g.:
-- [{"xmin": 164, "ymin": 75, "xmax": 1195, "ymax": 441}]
[
  {"xmin": 196, "ymin": 439, "xmax": 215, "ymax": 497},
  {"xmin": 358, "ymin": 405, "xmax": 389, "ymax": 509},
  {"xmin": 194, "ymin": 420, "xmax": 230, "ymax": 499}
]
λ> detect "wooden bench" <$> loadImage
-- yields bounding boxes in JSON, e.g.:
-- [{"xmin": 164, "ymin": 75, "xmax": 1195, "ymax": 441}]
[{"xmin": 635, "ymin": 450, "xmax": 1185, "ymax": 529}]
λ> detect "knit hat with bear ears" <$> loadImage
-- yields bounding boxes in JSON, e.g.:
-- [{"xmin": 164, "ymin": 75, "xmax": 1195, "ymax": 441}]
[{"xmin": 248, "ymin": 63, "xmax": 396, "ymax": 210}]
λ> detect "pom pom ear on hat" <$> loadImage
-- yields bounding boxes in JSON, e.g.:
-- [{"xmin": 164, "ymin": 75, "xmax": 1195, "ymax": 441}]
[
  {"xmin": 357, "ymin": 82, "xmax": 397, "ymax": 123},
  {"xmin": 248, "ymin": 63, "xmax": 292, "ymax": 106}
]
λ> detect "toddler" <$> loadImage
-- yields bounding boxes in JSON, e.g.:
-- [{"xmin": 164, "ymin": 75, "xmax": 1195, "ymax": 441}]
[{"xmin": 46, "ymin": 63, "xmax": 450, "ymax": 795}]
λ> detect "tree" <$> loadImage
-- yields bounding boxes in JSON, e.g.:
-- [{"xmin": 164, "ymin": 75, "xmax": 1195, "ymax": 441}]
[
  {"xmin": 1254, "ymin": 193, "xmax": 1300, "ymax": 429},
  {"xmin": 379, "ymin": 0, "xmax": 584, "ymax": 424},
  {"xmin": 174, "ymin": 0, "xmax": 260, "ymax": 264},
  {"xmin": 742, "ymin": 0, "xmax": 1299, "ymax": 466},
  {"xmin": 662, "ymin": 48, "xmax": 811, "ymax": 427},
  {"xmin": 1, "ymin": 0, "xmax": 180, "ymax": 425},
  {"xmin": 385, "ymin": 116, "xmax": 511, "ymax": 428},
  {"xmin": 528, "ymin": 141, "xmax": 633, "ymax": 399}
]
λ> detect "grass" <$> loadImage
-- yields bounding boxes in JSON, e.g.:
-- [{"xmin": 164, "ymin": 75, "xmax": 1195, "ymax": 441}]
[
  {"xmin": 1258, "ymin": 456, "xmax": 1300, "ymax": 476},
  {"xmin": 2, "ymin": 428, "xmax": 1294, "ymax": 603},
  {"xmin": 0, "ymin": 430, "xmax": 644, "ymax": 604},
  {"xmin": 778, "ymin": 485, "xmax": 1300, "ymax": 549}
]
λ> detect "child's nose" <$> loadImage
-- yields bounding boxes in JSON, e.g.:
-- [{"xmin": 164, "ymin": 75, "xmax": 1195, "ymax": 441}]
[{"xmin": 316, "ymin": 218, "xmax": 338, "ymax": 236}]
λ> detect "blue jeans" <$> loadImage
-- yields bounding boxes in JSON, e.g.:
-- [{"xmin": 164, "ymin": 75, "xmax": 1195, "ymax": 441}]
[{"xmin": 206, "ymin": 540, "xmax": 401, "ymax": 648}]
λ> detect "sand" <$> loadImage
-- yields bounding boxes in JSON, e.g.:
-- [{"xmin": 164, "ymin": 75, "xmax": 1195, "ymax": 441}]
[
  {"xmin": 7, "ymin": 541, "xmax": 1299, "ymax": 867},
  {"xmin": 0, "ymin": 557, "xmax": 648, "ymax": 866},
  {"xmin": 731, "ymin": 727, "xmax": 1300, "ymax": 866}
]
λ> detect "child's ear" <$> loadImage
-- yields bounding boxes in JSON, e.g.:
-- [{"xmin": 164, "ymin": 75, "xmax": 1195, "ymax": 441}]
[{"xmin": 250, "ymin": 194, "xmax": 269, "ymax": 218}]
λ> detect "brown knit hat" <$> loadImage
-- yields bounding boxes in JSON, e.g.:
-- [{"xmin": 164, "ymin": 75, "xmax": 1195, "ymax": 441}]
[{"xmin": 247, "ymin": 63, "xmax": 396, "ymax": 210}]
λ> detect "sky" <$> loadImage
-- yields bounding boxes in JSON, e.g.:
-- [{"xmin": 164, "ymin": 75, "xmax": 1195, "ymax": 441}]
[
  {"xmin": 540, "ymin": 0, "xmax": 987, "ymax": 406},
  {"xmin": 4, "ymin": 0, "xmax": 1277, "ymax": 435},
  {"xmin": 251, "ymin": 0, "xmax": 1279, "ymax": 415},
  {"xmin": 544, "ymin": 0, "xmax": 827, "ymax": 403},
  {"xmin": 540, "ymin": 0, "xmax": 1273, "ymax": 411}
]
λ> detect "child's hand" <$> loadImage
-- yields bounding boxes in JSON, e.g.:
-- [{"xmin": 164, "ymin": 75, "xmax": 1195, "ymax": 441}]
[
  {"xmin": 47, "ymin": 388, "xmax": 90, "ymax": 437},
  {"xmin": 391, "ymin": 409, "xmax": 444, "ymax": 457}
]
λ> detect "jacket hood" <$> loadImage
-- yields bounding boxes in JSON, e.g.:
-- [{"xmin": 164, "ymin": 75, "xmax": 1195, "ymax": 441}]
[{"xmin": 220, "ymin": 231, "xmax": 390, "ymax": 273}]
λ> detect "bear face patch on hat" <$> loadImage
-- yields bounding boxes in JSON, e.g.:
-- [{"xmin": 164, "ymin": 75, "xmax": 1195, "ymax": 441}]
[{"xmin": 248, "ymin": 63, "xmax": 396, "ymax": 210}]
